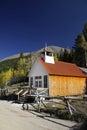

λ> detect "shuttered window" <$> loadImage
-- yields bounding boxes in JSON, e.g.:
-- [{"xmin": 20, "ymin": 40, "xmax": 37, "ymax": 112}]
[
  {"xmin": 30, "ymin": 77, "xmax": 33, "ymax": 87},
  {"xmin": 44, "ymin": 75, "xmax": 47, "ymax": 88}
]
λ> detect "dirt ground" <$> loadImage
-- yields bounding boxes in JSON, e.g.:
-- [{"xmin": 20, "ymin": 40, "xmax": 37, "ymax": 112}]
[{"xmin": 0, "ymin": 100, "xmax": 76, "ymax": 130}]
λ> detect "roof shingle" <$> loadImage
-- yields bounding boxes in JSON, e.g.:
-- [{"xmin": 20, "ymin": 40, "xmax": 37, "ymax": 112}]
[{"xmin": 38, "ymin": 58, "xmax": 86, "ymax": 77}]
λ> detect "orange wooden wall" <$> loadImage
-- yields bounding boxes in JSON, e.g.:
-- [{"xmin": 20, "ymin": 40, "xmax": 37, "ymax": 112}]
[{"xmin": 49, "ymin": 75, "xmax": 86, "ymax": 97}]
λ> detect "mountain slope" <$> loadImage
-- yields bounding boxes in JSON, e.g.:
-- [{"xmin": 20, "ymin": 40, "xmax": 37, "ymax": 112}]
[{"xmin": 0, "ymin": 46, "xmax": 70, "ymax": 62}]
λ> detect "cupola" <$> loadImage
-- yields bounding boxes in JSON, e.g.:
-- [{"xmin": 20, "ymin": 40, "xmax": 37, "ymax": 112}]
[{"xmin": 41, "ymin": 46, "xmax": 55, "ymax": 64}]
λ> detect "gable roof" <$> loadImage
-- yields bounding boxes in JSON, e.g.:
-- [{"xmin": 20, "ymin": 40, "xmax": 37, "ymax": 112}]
[{"xmin": 38, "ymin": 58, "xmax": 86, "ymax": 77}]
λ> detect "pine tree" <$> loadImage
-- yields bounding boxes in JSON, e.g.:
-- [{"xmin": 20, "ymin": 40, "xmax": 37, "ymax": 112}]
[
  {"xmin": 73, "ymin": 34, "xmax": 86, "ymax": 67},
  {"xmin": 83, "ymin": 22, "xmax": 87, "ymax": 42}
]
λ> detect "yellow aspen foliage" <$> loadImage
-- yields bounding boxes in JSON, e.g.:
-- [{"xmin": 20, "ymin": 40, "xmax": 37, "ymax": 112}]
[
  {"xmin": 0, "ymin": 69, "xmax": 13, "ymax": 87},
  {"xmin": 19, "ymin": 70, "xmax": 25, "ymax": 76},
  {"xmin": 17, "ymin": 57, "xmax": 29, "ymax": 75}
]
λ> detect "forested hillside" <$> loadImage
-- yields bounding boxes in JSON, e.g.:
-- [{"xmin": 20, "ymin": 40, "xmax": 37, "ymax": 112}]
[
  {"xmin": 0, "ymin": 22, "xmax": 87, "ymax": 88},
  {"xmin": 0, "ymin": 53, "xmax": 36, "ymax": 88}
]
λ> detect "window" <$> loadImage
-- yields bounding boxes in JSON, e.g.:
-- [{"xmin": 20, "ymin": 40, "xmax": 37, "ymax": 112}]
[
  {"xmin": 35, "ymin": 76, "xmax": 42, "ymax": 79},
  {"xmin": 35, "ymin": 81, "xmax": 38, "ymax": 87},
  {"xmin": 44, "ymin": 75, "xmax": 47, "ymax": 88},
  {"xmin": 35, "ymin": 81, "xmax": 42, "ymax": 87},
  {"xmin": 39, "ymin": 81, "xmax": 42, "ymax": 87},
  {"xmin": 35, "ymin": 76, "xmax": 42, "ymax": 87}
]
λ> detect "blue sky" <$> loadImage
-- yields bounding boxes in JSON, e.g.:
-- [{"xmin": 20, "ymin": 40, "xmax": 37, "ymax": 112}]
[{"xmin": 0, "ymin": 0, "xmax": 87, "ymax": 59}]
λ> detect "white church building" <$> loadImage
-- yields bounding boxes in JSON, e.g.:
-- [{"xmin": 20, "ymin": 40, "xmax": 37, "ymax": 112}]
[{"xmin": 28, "ymin": 47, "xmax": 86, "ymax": 97}]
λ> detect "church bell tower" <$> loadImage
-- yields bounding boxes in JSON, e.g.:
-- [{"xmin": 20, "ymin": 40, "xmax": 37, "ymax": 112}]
[{"xmin": 41, "ymin": 46, "xmax": 55, "ymax": 64}]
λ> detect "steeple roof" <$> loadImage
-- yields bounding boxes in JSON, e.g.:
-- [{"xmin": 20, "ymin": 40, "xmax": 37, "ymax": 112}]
[{"xmin": 41, "ymin": 46, "xmax": 54, "ymax": 53}]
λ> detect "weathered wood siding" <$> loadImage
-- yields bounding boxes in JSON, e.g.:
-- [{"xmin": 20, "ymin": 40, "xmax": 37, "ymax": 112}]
[{"xmin": 49, "ymin": 75, "xmax": 86, "ymax": 97}]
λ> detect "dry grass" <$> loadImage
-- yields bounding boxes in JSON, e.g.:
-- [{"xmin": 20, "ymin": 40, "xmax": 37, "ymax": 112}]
[
  {"xmin": 39, "ymin": 99, "xmax": 87, "ymax": 122},
  {"xmin": 71, "ymin": 100, "xmax": 87, "ymax": 114}
]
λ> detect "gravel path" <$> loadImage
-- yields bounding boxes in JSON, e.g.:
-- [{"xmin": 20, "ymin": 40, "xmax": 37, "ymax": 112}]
[{"xmin": 0, "ymin": 100, "xmax": 76, "ymax": 130}]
